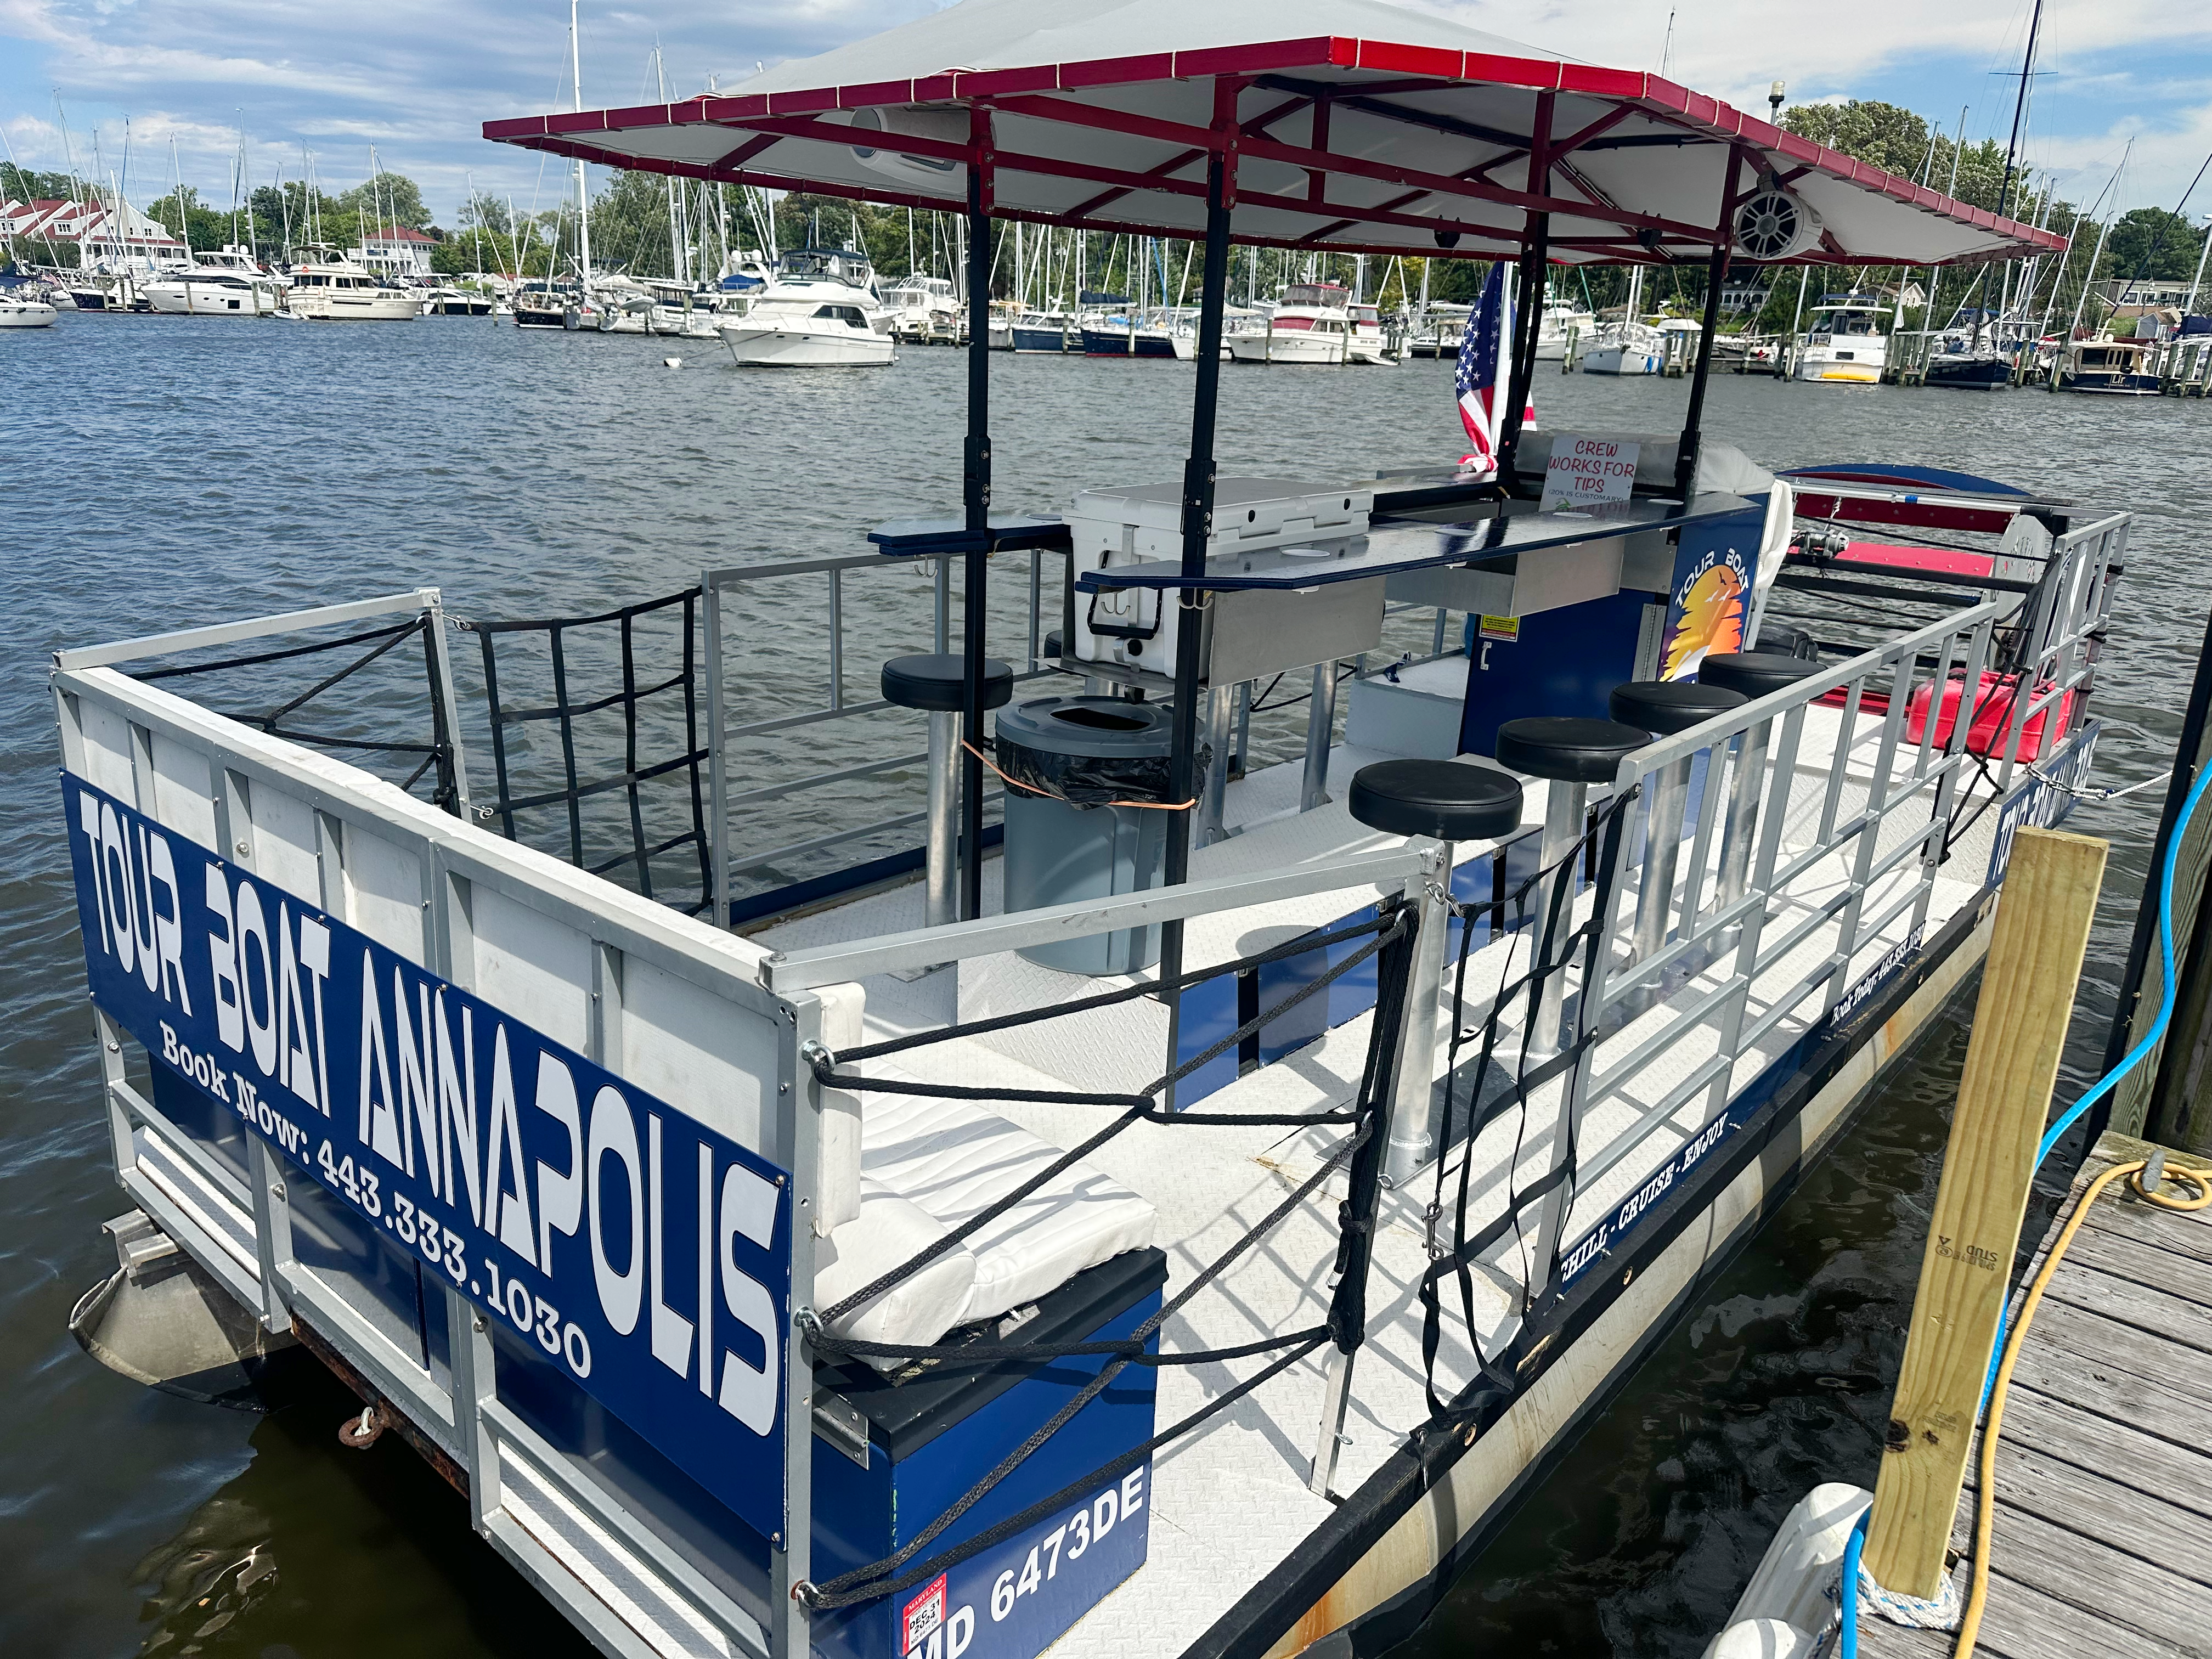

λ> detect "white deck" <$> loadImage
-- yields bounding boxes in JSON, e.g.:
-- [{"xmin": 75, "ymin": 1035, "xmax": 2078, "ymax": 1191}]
[{"xmin": 749, "ymin": 702, "xmax": 1989, "ymax": 1658}]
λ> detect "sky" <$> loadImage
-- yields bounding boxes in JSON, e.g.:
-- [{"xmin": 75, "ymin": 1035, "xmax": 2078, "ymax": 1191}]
[{"xmin": 3, "ymin": 0, "xmax": 2209, "ymax": 232}]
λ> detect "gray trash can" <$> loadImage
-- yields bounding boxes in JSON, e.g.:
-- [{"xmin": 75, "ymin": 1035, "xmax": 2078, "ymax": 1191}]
[{"xmin": 995, "ymin": 696, "xmax": 1185, "ymax": 976}]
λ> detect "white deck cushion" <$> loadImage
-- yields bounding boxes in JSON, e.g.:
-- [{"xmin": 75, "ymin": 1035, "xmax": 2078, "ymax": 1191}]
[
  {"xmin": 815, "ymin": 1177, "xmax": 978, "ymax": 1359},
  {"xmin": 862, "ymin": 1094, "xmax": 1158, "ymax": 1326}
]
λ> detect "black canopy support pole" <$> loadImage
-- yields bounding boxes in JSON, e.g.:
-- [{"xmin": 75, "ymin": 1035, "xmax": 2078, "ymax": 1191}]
[
  {"xmin": 960, "ymin": 110, "xmax": 995, "ymax": 921},
  {"xmin": 1675, "ymin": 144, "xmax": 1744, "ymax": 501},
  {"xmin": 1496, "ymin": 90, "xmax": 1553, "ymax": 488},
  {"xmin": 1159, "ymin": 82, "xmax": 1240, "ymax": 1094}
]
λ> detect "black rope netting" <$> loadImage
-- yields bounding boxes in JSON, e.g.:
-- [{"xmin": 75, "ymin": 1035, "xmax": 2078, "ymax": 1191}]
[
  {"xmin": 466, "ymin": 589, "xmax": 713, "ymax": 915},
  {"xmin": 141, "ymin": 614, "xmax": 465, "ymax": 817},
  {"xmin": 1415, "ymin": 791, "xmax": 1635, "ymax": 1424},
  {"xmin": 791, "ymin": 900, "xmax": 1421, "ymax": 1612}
]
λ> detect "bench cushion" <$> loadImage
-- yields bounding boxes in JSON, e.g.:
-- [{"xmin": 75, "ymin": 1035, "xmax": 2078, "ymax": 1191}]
[{"xmin": 863, "ymin": 1094, "xmax": 1158, "ymax": 1327}]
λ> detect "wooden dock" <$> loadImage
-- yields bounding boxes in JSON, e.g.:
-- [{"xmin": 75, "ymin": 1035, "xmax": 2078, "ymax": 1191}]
[{"xmin": 1859, "ymin": 1130, "xmax": 2212, "ymax": 1659}]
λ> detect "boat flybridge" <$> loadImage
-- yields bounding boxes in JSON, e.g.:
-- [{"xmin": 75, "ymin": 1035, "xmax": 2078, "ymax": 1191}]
[{"xmin": 54, "ymin": 7, "xmax": 2092, "ymax": 1659}]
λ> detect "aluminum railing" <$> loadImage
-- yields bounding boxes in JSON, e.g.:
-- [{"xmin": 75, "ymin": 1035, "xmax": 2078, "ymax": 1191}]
[
  {"xmin": 1522, "ymin": 512, "xmax": 2124, "ymax": 1297},
  {"xmin": 703, "ymin": 544, "xmax": 1458, "ymax": 926}
]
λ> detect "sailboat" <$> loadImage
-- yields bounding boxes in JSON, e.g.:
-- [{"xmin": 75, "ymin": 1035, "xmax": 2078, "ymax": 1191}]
[{"xmin": 1580, "ymin": 264, "xmax": 1663, "ymax": 374}]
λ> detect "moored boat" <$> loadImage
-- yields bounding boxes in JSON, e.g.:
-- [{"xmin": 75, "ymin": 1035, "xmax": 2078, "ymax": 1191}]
[
  {"xmin": 2059, "ymin": 335, "xmax": 2161, "ymax": 394},
  {"xmin": 716, "ymin": 247, "xmax": 896, "ymax": 365},
  {"xmin": 56, "ymin": 15, "xmax": 2084, "ymax": 1659},
  {"xmin": 1793, "ymin": 292, "xmax": 1889, "ymax": 383}
]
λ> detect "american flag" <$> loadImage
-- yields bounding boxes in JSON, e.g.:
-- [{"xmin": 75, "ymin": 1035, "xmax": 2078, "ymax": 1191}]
[{"xmin": 1456, "ymin": 264, "xmax": 1531, "ymax": 474}]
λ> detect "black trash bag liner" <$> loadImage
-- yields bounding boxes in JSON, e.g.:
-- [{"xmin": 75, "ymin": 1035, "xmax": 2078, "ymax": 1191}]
[{"xmin": 993, "ymin": 732, "xmax": 1212, "ymax": 808}]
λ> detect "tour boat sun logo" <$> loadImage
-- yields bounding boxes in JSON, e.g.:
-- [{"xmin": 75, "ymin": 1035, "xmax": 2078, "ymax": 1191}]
[{"xmin": 1661, "ymin": 549, "xmax": 1750, "ymax": 679}]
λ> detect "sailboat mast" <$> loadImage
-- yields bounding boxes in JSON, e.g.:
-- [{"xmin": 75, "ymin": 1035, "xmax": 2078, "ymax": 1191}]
[
  {"xmin": 1988, "ymin": 0, "xmax": 2042, "ymax": 342},
  {"xmin": 571, "ymin": 0, "xmax": 592, "ymax": 285}
]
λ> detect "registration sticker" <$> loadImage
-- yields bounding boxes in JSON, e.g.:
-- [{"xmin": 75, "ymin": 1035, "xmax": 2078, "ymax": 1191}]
[{"xmin": 902, "ymin": 1574, "xmax": 948, "ymax": 1654}]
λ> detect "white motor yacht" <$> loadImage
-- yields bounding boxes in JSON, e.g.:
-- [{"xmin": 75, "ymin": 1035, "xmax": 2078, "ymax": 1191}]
[
  {"xmin": 284, "ymin": 250, "xmax": 417, "ymax": 321},
  {"xmin": 1346, "ymin": 300, "xmax": 1397, "ymax": 364},
  {"xmin": 0, "ymin": 296, "xmax": 58, "ymax": 328},
  {"xmin": 882, "ymin": 273, "xmax": 960, "ymax": 342},
  {"xmin": 716, "ymin": 249, "xmax": 895, "ymax": 366},
  {"xmin": 1794, "ymin": 293, "xmax": 1889, "ymax": 383},
  {"xmin": 144, "ymin": 248, "xmax": 284, "ymax": 317},
  {"xmin": 1534, "ymin": 299, "xmax": 1595, "ymax": 360},
  {"xmin": 1229, "ymin": 281, "xmax": 1357, "ymax": 363}
]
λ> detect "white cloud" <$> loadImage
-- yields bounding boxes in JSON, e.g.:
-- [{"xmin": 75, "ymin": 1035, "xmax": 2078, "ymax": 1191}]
[{"xmin": 5, "ymin": 0, "xmax": 2208, "ymax": 222}]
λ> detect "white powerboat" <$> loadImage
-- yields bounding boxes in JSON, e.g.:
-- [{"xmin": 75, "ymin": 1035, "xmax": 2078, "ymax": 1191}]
[
  {"xmin": 1347, "ymin": 300, "xmax": 1397, "ymax": 364},
  {"xmin": 1228, "ymin": 281, "xmax": 1355, "ymax": 363},
  {"xmin": 144, "ymin": 247, "xmax": 284, "ymax": 316},
  {"xmin": 1533, "ymin": 299, "xmax": 1595, "ymax": 360},
  {"xmin": 284, "ymin": 251, "xmax": 417, "ymax": 321},
  {"xmin": 1794, "ymin": 293, "xmax": 1888, "ymax": 383},
  {"xmin": 883, "ymin": 273, "xmax": 960, "ymax": 342},
  {"xmin": 716, "ymin": 249, "xmax": 895, "ymax": 366},
  {"xmin": 0, "ymin": 296, "xmax": 58, "ymax": 328}
]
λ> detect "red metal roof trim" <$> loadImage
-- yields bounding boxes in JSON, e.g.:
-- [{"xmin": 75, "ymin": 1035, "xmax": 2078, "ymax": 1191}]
[{"xmin": 482, "ymin": 32, "xmax": 2067, "ymax": 256}]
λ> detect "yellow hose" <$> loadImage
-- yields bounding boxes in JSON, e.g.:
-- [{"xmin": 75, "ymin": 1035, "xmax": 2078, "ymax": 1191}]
[{"xmin": 1956, "ymin": 1156, "xmax": 2212, "ymax": 1656}]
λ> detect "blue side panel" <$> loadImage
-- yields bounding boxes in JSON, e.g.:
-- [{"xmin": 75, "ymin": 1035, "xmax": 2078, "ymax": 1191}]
[
  {"xmin": 1172, "ymin": 970, "xmax": 1243, "ymax": 1104},
  {"xmin": 1257, "ymin": 944, "xmax": 1330, "ymax": 1064},
  {"xmin": 286, "ymin": 1179, "xmax": 428, "ymax": 1369},
  {"xmin": 490, "ymin": 1327, "xmax": 772, "ymax": 1607},
  {"xmin": 150, "ymin": 1063, "xmax": 250, "ymax": 1187},
  {"xmin": 1323, "ymin": 903, "xmax": 1384, "ymax": 1030},
  {"xmin": 812, "ymin": 1291, "xmax": 1163, "ymax": 1659},
  {"xmin": 1459, "ymin": 591, "xmax": 1654, "ymax": 758}
]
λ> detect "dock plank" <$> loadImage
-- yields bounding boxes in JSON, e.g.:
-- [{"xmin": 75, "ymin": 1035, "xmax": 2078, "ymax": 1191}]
[
  {"xmin": 2016, "ymin": 1300, "xmax": 2212, "ymax": 1416},
  {"xmin": 2063, "ymin": 1222, "xmax": 2212, "ymax": 1310},
  {"xmin": 1959, "ymin": 1412, "xmax": 2212, "ymax": 1583},
  {"xmin": 2039, "ymin": 1255, "xmax": 2212, "ymax": 1356},
  {"xmin": 1855, "ymin": 1135, "xmax": 2212, "ymax": 1659},
  {"xmin": 2082, "ymin": 1194, "xmax": 2212, "ymax": 1269}
]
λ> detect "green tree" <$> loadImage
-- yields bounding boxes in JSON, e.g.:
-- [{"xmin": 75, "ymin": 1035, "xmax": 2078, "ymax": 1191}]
[
  {"xmin": 2104, "ymin": 207, "xmax": 2204, "ymax": 285},
  {"xmin": 144, "ymin": 185, "xmax": 237, "ymax": 252},
  {"xmin": 338, "ymin": 171, "xmax": 431, "ymax": 231}
]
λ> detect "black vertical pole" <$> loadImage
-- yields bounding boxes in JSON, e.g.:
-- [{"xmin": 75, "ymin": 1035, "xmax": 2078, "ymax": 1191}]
[
  {"xmin": 1159, "ymin": 90, "xmax": 1238, "ymax": 1088},
  {"xmin": 1496, "ymin": 91, "xmax": 1553, "ymax": 488},
  {"xmin": 1676, "ymin": 146, "xmax": 1744, "ymax": 500},
  {"xmin": 960, "ymin": 116, "xmax": 993, "ymax": 921}
]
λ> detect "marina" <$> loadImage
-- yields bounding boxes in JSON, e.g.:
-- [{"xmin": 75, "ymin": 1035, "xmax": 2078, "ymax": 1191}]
[{"xmin": 9, "ymin": 3, "xmax": 2212, "ymax": 1657}]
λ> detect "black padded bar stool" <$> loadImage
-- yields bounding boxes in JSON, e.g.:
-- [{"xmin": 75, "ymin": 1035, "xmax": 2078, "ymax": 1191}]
[
  {"xmin": 881, "ymin": 653, "xmax": 1015, "ymax": 929},
  {"xmin": 1348, "ymin": 759, "xmax": 1525, "ymax": 1183},
  {"xmin": 1494, "ymin": 716, "xmax": 1650, "ymax": 1056},
  {"xmin": 1609, "ymin": 680, "xmax": 1751, "ymax": 970},
  {"xmin": 1697, "ymin": 650, "xmax": 1824, "ymax": 910}
]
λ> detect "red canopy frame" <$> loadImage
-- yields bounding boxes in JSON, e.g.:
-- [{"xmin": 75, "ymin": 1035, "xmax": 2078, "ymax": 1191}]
[{"xmin": 486, "ymin": 33, "xmax": 2062, "ymax": 267}]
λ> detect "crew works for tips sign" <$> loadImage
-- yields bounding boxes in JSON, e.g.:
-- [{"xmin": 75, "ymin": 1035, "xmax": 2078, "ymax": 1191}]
[
  {"xmin": 1540, "ymin": 434, "xmax": 1638, "ymax": 511},
  {"xmin": 64, "ymin": 774, "xmax": 793, "ymax": 1541}
]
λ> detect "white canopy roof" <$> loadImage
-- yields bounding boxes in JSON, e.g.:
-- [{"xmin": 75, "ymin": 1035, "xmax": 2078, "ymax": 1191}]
[{"xmin": 486, "ymin": 0, "xmax": 2059, "ymax": 267}]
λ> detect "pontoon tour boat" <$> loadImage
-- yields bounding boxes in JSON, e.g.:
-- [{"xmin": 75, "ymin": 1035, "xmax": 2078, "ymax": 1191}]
[
  {"xmin": 716, "ymin": 248, "xmax": 896, "ymax": 366},
  {"xmin": 57, "ymin": 12, "xmax": 2084, "ymax": 1659}
]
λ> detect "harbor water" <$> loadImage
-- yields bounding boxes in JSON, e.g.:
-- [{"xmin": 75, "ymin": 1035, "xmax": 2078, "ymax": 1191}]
[{"xmin": 3, "ymin": 315, "xmax": 2204, "ymax": 1655}]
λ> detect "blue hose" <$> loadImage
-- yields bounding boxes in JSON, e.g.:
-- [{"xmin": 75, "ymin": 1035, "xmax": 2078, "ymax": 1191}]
[
  {"xmin": 1840, "ymin": 756, "xmax": 2212, "ymax": 1651},
  {"xmin": 1839, "ymin": 1510, "xmax": 1869, "ymax": 1658}
]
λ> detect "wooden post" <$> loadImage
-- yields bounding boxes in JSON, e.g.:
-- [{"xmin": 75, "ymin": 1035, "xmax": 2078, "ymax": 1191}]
[{"xmin": 1863, "ymin": 826, "xmax": 2108, "ymax": 1599}]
